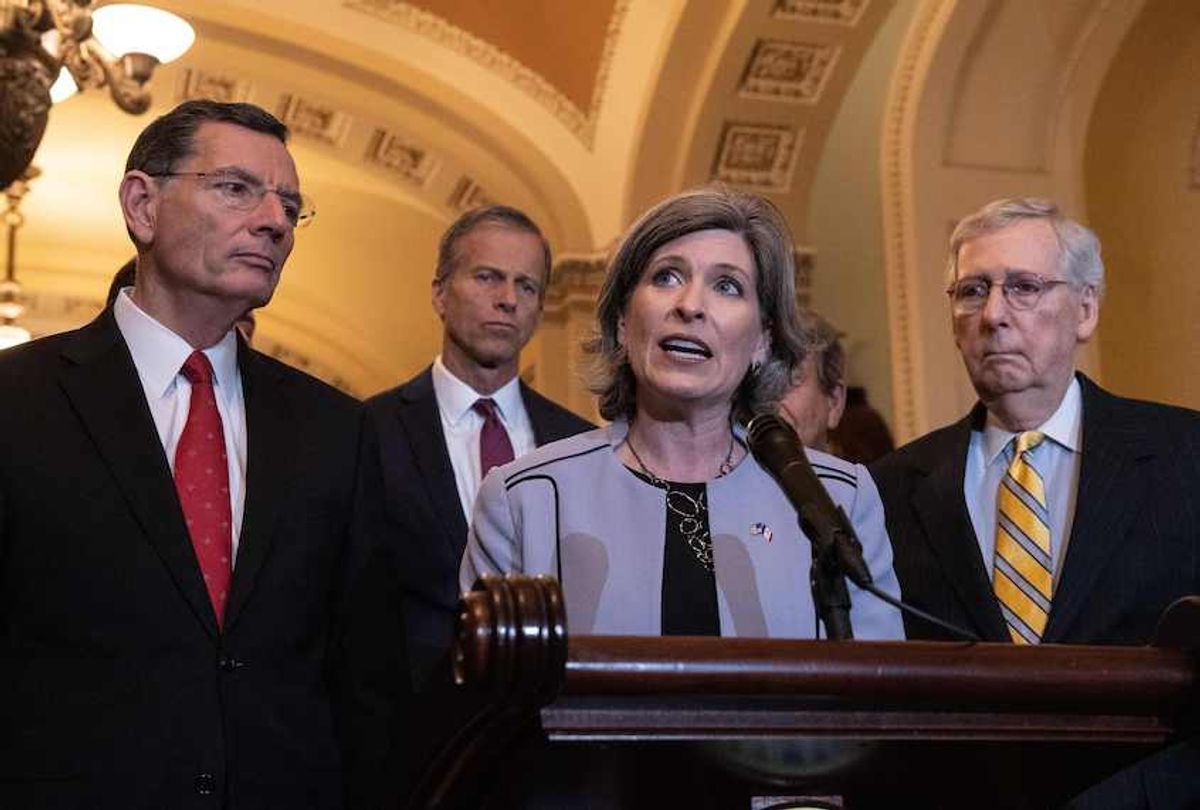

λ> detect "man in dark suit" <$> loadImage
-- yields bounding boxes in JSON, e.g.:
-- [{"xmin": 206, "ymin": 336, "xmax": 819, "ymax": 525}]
[
  {"xmin": 0, "ymin": 100, "xmax": 365, "ymax": 808},
  {"xmin": 871, "ymin": 197, "xmax": 1199, "ymax": 806},
  {"xmin": 872, "ymin": 197, "xmax": 1199, "ymax": 645},
  {"xmin": 360, "ymin": 206, "xmax": 592, "ymax": 691}
]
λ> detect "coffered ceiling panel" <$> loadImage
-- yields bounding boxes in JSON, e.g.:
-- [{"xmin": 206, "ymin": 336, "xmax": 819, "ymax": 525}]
[{"xmin": 408, "ymin": 0, "xmax": 618, "ymax": 113}]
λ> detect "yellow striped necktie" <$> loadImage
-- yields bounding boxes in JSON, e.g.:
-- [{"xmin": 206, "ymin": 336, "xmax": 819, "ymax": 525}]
[{"xmin": 993, "ymin": 430, "xmax": 1052, "ymax": 644}]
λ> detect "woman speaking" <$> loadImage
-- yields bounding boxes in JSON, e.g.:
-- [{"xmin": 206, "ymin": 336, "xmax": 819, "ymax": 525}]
[{"xmin": 460, "ymin": 187, "xmax": 902, "ymax": 640}]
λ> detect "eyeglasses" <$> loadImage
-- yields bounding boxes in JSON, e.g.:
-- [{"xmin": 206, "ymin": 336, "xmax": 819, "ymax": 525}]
[
  {"xmin": 152, "ymin": 170, "xmax": 315, "ymax": 228},
  {"xmin": 946, "ymin": 273, "xmax": 1071, "ymax": 314}
]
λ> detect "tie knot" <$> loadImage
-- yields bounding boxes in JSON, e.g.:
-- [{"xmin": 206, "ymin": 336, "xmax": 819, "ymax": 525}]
[
  {"xmin": 1014, "ymin": 430, "xmax": 1045, "ymax": 456},
  {"xmin": 472, "ymin": 398, "xmax": 500, "ymax": 421},
  {"xmin": 180, "ymin": 351, "xmax": 215, "ymax": 386}
]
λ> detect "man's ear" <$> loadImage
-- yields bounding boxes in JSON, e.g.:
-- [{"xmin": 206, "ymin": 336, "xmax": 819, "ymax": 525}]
[
  {"xmin": 827, "ymin": 382, "xmax": 847, "ymax": 431},
  {"xmin": 1075, "ymin": 284, "xmax": 1101, "ymax": 343},
  {"xmin": 431, "ymin": 276, "xmax": 446, "ymax": 320},
  {"xmin": 119, "ymin": 171, "xmax": 158, "ymax": 246}
]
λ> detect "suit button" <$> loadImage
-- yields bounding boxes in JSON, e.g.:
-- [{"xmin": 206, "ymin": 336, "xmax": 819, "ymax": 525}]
[
  {"xmin": 194, "ymin": 772, "xmax": 216, "ymax": 795},
  {"xmin": 217, "ymin": 656, "xmax": 243, "ymax": 672}
]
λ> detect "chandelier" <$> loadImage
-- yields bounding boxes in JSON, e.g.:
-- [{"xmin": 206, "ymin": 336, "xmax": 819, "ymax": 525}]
[{"xmin": 0, "ymin": 1, "xmax": 195, "ymax": 188}]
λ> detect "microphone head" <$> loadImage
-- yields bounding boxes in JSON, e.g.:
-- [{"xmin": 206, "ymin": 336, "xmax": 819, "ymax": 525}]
[
  {"xmin": 746, "ymin": 412, "xmax": 802, "ymax": 472},
  {"xmin": 746, "ymin": 412, "xmax": 794, "ymax": 445}
]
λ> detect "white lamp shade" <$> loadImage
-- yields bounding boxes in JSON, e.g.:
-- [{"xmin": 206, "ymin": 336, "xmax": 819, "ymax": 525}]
[
  {"xmin": 49, "ymin": 67, "xmax": 79, "ymax": 103},
  {"xmin": 91, "ymin": 4, "xmax": 195, "ymax": 64},
  {"xmin": 0, "ymin": 324, "xmax": 32, "ymax": 350}
]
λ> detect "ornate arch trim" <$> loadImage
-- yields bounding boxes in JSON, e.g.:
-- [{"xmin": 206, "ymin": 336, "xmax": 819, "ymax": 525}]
[
  {"xmin": 878, "ymin": 0, "xmax": 955, "ymax": 442},
  {"xmin": 342, "ymin": 0, "xmax": 630, "ymax": 149}
]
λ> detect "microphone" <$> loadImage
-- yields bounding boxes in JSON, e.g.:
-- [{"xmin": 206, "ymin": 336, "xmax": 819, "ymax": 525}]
[
  {"xmin": 746, "ymin": 413, "xmax": 872, "ymax": 588},
  {"xmin": 747, "ymin": 413, "xmax": 981, "ymax": 643}
]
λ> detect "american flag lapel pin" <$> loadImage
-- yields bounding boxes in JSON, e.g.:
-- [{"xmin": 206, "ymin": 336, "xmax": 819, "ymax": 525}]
[{"xmin": 750, "ymin": 522, "xmax": 773, "ymax": 543}]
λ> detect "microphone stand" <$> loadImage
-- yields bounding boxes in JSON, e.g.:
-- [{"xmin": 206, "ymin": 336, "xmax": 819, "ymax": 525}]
[
  {"xmin": 802, "ymin": 502, "xmax": 982, "ymax": 641},
  {"xmin": 798, "ymin": 504, "xmax": 859, "ymax": 640},
  {"xmin": 748, "ymin": 413, "xmax": 980, "ymax": 643}
]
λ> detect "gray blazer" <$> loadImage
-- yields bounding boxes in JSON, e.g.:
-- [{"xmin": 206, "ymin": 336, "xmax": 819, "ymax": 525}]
[{"xmin": 461, "ymin": 421, "xmax": 904, "ymax": 639}]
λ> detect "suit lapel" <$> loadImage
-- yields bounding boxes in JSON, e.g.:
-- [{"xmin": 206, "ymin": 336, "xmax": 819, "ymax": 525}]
[
  {"xmin": 910, "ymin": 410, "xmax": 1009, "ymax": 641},
  {"xmin": 58, "ymin": 312, "xmax": 220, "ymax": 637},
  {"xmin": 521, "ymin": 381, "xmax": 590, "ymax": 446},
  {"xmin": 522, "ymin": 382, "xmax": 556, "ymax": 446},
  {"xmin": 397, "ymin": 369, "xmax": 469, "ymax": 560},
  {"xmin": 223, "ymin": 343, "xmax": 291, "ymax": 631},
  {"xmin": 1045, "ymin": 376, "xmax": 1152, "ymax": 641}
]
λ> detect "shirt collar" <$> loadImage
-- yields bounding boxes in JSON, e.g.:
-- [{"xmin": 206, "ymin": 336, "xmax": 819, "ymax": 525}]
[
  {"xmin": 980, "ymin": 376, "xmax": 1083, "ymax": 465},
  {"xmin": 431, "ymin": 355, "xmax": 523, "ymax": 426},
  {"xmin": 113, "ymin": 289, "xmax": 240, "ymax": 399}
]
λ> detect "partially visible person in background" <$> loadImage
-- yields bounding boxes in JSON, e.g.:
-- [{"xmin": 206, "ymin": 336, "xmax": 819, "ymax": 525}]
[
  {"xmin": 830, "ymin": 386, "xmax": 895, "ymax": 464},
  {"xmin": 777, "ymin": 310, "xmax": 846, "ymax": 453},
  {"xmin": 776, "ymin": 311, "xmax": 894, "ymax": 464}
]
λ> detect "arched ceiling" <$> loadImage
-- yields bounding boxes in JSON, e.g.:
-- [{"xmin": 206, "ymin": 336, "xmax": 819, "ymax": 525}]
[
  {"xmin": 17, "ymin": 0, "xmax": 1181, "ymax": 419},
  {"xmin": 631, "ymin": 0, "xmax": 896, "ymax": 244},
  {"xmin": 15, "ymin": 0, "xmax": 896, "ymax": 397}
]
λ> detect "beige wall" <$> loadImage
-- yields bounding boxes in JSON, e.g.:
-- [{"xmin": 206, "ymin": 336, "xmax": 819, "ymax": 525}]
[
  {"xmin": 806, "ymin": 1, "xmax": 916, "ymax": 432},
  {"xmin": 1086, "ymin": 0, "xmax": 1200, "ymax": 410}
]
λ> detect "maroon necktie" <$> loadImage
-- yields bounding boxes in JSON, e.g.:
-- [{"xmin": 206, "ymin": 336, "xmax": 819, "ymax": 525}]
[
  {"xmin": 473, "ymin": 398, "xmax": 515, "ymax": 476},
  {"xmin": 175, "ymin": 351, "xmax": 233, "ymax": 627}
]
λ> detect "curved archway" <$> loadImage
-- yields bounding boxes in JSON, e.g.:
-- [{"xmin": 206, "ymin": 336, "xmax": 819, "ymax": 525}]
[{"xmin": 880, "ymin": 0, "xmax": 1144, "ymax": 440}]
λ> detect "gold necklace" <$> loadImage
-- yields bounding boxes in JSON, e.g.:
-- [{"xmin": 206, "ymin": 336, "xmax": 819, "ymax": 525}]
[{"xmin": 626, "ymin": 431, "xmax": 736, "ymax": 573}]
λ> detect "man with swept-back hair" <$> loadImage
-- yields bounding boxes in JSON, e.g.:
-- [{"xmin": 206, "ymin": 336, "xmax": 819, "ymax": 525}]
[
  {"xmin": 778, "ymin": 310, "xmax": 847, "ymax": 453},
  {"xmin": 873, "ymin": 196, "xmax": 1200, "ymax": 808},
  {"xmin": 873, "ymin": 195, "xmax": 1200, "ymax": 646},
  {"xmin": 354, "ymin": 204, "xmax": 591, "ymax": 690},
  {"xmin": 0, "ymin": 99, "xmax": 367, "ymax": 808}
]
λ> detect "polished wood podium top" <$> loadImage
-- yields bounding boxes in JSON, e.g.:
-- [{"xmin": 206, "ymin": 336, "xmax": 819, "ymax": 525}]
[{"xmin": 406, "ymin": 575, "xmax": 1198, "ymax": 809}]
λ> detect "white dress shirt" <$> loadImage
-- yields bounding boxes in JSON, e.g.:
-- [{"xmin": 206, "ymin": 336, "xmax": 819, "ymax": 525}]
[
  {"xmin": 113, "ymin": 289, "xmax": 247, "ymax": 559},
  {"xmin": 964, "ymin": 377, "xmax": 1083, "ymax": 586},
  {"xmin": 431, "ymin": 356, "xmax": 535, "ymax": 523}
]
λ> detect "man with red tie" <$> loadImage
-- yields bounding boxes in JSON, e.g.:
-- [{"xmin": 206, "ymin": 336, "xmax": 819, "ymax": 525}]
[
  {"xmin": 0, "ymin": 100, "xmax": 363, "ymax": 808},
  {"xmin": 354, "ymin": 206, "xmax": 592, "ymax": 691},
  {"xmin": 336, "ymin": 207, "xmax": 591, "ymax": 803}
]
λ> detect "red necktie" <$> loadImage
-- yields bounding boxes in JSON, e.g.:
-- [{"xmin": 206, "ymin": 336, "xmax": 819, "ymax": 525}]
[
  {"xmin": 175, "ymin": 351, "xmax": 233, "ymax": 627},
  {"xmin": 473, "ymin": 398, "xmax": 515, "ymax": 476}
]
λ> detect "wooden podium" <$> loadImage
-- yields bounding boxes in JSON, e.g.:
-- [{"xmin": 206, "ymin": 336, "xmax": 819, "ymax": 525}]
[{"xmin": 407, "ymin": 576, "xmax": 1198, "ymax": 809}]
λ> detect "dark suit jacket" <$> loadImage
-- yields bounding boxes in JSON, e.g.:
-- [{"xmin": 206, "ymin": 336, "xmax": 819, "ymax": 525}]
[
  {"xmin": 871, "ymin": 374, "xmax": 1200, "ymax": 645},
  {"xmin": 361, "ymin": 366, "xmax": 593, "ymax": 687},
  {"xmin": 0, "ymin": 310, "xmax": 363, "ymax": 809}
]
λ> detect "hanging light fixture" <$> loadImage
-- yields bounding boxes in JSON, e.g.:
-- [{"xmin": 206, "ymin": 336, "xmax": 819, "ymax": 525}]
[
  {"xmin": 0, "ymin": 167, "xmax": 36, "ymax": 350},
  {"xmin": 0, "ymin": 1, "xmax": 195, "ymax": 188},
  {"xmin": 90, "ymin": 4, "xmax": 195, "ymax": 70}
]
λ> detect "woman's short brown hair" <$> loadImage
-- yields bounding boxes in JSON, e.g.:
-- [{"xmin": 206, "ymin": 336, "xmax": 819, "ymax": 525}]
[{"xmin": 587, "ymin": 186, "xmax": 807, "ymax": 423}]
